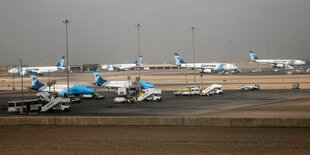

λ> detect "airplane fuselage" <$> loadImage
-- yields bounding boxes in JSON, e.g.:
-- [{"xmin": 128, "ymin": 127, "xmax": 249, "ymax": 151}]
[
  {"xmin": 38, "ymin": 85, "xmax": 94, "ymax": 96},
  {"xmin": 254, "ymin": 59, "xmax": 306, "ymax": 66},
  {"xmin": 9, "ymin": 66, "xmax": 64, "ymax": 75},
  {"xmin": 101, "ymin": 64, "xmax": 136, "ymax": 71},
  {"xmin": 180, "ymin": 63, "xmax": 239, "ymax": 71}
]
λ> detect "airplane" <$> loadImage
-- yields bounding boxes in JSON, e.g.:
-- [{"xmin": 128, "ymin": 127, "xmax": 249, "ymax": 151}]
[
  {"xmin": 28, "ymin": 71, "xmax": 95, "ymax": 97},
  {"xmin": 249, "ymin": 51, "xmax": 307, "ymax": 70},
  {"xmin": 8, "ymin": 56, "xmax": 65, "ymax": 76},
  {"xmin": 101, "ymin": 56, "xmax": 142, "ymax": 71},
  {"xmin": 92, "ymin": 69, "xmax": 154, "ymax": 89},
  {"xmin": 174, "ymin": 53, "xmax": 240, "ymax": 73}
]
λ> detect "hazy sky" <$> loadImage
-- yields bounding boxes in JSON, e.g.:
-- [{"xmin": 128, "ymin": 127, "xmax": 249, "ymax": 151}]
[{"xmin": 1, "ymin": 0, "xmax": 310, "ymax": 66}]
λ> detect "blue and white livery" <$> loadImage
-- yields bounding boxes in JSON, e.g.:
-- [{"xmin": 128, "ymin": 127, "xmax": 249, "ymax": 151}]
[
  {"xmin": 93, "ymin": 69, "xmax": 154, "ymax": 89},
  {"xmin": 9, "ymin": 56, "xmax": 65, "ymax": 75},
  {"xmin": 101, "ymin": 56, "xmax": 142, "ymax": 71},
  {"xmin": 174, "ymin": 53, "xmax": 240, "ymax": 73},
  {"xmin": 249, "ymin": 51, "xmax": 307, "ymax": 69},
  {"xmin": 29, "ymin": 71, "xmax": 95, "ymax": 97}
]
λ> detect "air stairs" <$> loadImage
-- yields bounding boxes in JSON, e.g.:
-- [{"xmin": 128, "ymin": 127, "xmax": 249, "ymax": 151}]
[
  {"xmin": 200, "ymin": 84, "xmax": 223, "ymax": 96},
  {"xmin": 137, "ymin": 88, "xmax": 161, "ymax": 102},
  {"xmin": 36, "ymin": 92, "xmax": 71, "ymax": 112}
]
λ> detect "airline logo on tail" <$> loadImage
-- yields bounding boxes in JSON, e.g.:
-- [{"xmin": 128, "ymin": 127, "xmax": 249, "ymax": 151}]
[
  {"xmin": 93, "ymin": 69, "xmax": 107, "ymax": 86},
  {"xmin": 134, "ymin": 56, "xmax": 142, "ymax": 65},
  {"xmin": 29, "ymin": 71, "xmax": 45, "ymax": 90},
  {"xmin": 56, "ymin": 56, "xmax": 65, "ymax": 67},
  {"xmin": 288, "ymin": 60, "xmax": 294, "ymax": 66},
  {"xmin": 218, "ymin": 64, "xmax": 224, "ymax": 71},
  {"xmin": 174, "ymin": 53, "xmax": 185, "ymax": 65},
  {"xmin": 249, "ymin": 51, "xmax": 258, "ymax": 61}
]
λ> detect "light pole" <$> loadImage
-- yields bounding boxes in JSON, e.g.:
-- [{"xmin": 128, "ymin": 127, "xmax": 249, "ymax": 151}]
[
  {"xmin": 12, "ymin": 73, "xmax": 15, "ymax": 91},
  {"xmin": 229, "ymin": 40, "xmax": 232, "ymax": 74},
  {"xmin": 19, "ymin": 59, "xmax": 24, "ymax": 113},
  {"xmin": 266, "ymin": 40, "xmax": 270, "ymax": 63},
  {"xmin": 190, "ymin": 26, "xmax": 196, "ymax": 87},
  {"xmin": 63, "ymin": 19, "xmax": 70, "ymax": 97},
  {"xmin": 134, "ymin": 23, "xmax": 142, "ymax": 95},
  {"xmin": 200, "ymin": 73, "xmax": 203, "ymax": 88}
]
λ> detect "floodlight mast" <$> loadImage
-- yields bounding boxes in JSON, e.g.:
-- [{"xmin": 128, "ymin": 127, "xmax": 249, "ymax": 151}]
[
  {"xmin": 191, "ymin": 26, "xmax": 196, "ymax": 87},
  {"xmin": 62, "ymin": 19, "xmax": 70, "ymax": 97},
  {"xmin": 134, "ymin": 23, "xmax": 142, "ymax": 95},
  {"xmin": 229, "ymin": 40, "xmax": 232, "ymax": 74}
]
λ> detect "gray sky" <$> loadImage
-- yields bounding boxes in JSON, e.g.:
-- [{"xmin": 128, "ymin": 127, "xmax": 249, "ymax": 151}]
[{"xmin": 1, "ymin": 0, "xmax": 310, "ymax": 66}]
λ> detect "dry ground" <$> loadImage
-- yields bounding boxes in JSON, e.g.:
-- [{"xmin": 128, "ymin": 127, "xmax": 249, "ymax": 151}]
[
  {"xmin": 0, "ymin": 126, "xmax": 310, "ymax": 154},
  {"xmin": 1, "ymin": 70, "xmax": 310, "ymax": 90}
]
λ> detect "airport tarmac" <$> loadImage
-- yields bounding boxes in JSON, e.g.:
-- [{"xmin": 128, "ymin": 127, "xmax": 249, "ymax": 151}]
[{"xmin": 1, "ymin": 89, "xmax": 310, "ymax": 118}]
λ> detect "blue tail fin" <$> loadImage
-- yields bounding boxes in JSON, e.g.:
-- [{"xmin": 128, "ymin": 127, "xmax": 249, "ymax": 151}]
[
  {"xmin": 218, "ymin": 64, "xmax": 224, "ymax": 71},
  {"xmin": 134, "ymin": 56, "xmax": 142, "ymax": 65},
  {"xmin": 174, "ymin": 53, "xmax": 185, "ymax": 65},
  {"xmin": 93, "ymin": 69, "xmax": 107, "ymax": 86},
  {"xmin": 249, "ymin": 51, "xmax": 258, "ymax": 61},
  {"xmin": 29, "ymin": 71, "xmax": 45, "ymax": 90},
  {"xmin": 56, "ymin": 56, "xmax": 65, "ymax": 67}
]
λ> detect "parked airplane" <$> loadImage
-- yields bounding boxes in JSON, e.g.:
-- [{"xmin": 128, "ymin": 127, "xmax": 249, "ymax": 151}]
[
  {"xmin": 174, "ymin": 53, "xmax": 240, "ymax": 73},
  {"xmin": 101, "ymin": 56, "xmax": 142, "ymax": 71},
  {"xmin": 28, "ymin": 71, "xmax": 95, "ymax": 97},
  {"xmin": 9, "ymin": 56, "xmax": 65, "ymax": 76},
  {"xmin": 249, "ymin": 51, "xmax": 307, "ymax": 70},
  {"xmin": 92, "ymin": 69, "xmax": 154, "ymax": 89}
]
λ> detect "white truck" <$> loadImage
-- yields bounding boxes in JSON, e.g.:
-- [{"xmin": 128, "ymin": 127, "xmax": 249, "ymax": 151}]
[
  {"xmin": 174, "ymin": 86, "xmax": 200, "ymax": 96},
  {"xmin": 239, "ymin": 85, "xmax": 260, "ymax": 91},
  {"xmin": 82, "ymin": 93, "xmax": 105, "ymax": 100}
]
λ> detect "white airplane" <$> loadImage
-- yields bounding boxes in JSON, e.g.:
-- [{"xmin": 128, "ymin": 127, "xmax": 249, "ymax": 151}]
[
  {"xmin": 92, "ymin": 69, "xmax": 154, "ymax": 89},
  {"xmin": 249, "ymin": 51, "xmax": 307, "ymax": 70},
  {"xmin": 101, "ymin": 56, "xmax": 142, "ymax": 71},
  {"xmin": 174, "ymin": 53, "xmax": 240, "ymax": 73},
  {"xmin": 28, "ymin": 71, "xmax": 95, "ymax": 97},
  {"xmin": 8, "ymin": 56, "xmax": 65, "ymax": 76}
]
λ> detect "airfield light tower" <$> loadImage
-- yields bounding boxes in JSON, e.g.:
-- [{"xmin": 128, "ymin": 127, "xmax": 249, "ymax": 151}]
[
  {"xmin": 63, "ymin": 19, "xmax": 70, "ymax": 98},
  {"xmin": 229, "ymin": 40, "xmax": 232, "ymax": 74},
  {"xmin": 12, "ymin": 73, "xmax": 15, "ymax": 91},
  {"xmin": 266, "ymin": 40, "xmax": 270, "ymax": 63},
  {"xmin": 134, "ymin": 23, "xmax": 142, "ymax": 95},
  {"xmin": 191, "ymin": 26, "xmax": 196, "ymax": 87},
  {"xmin": 19, "ymin": 59, "xmax": 24, "ymax": 113}
]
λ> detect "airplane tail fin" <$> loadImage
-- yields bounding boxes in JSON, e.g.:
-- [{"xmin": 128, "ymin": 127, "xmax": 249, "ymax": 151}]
[
  {"xmin": 134, "ymin": 56, "xmax": 142, "ymax": 65},
  {"xmin": 93, "ymin": 69, "xmax": 107, "ymax": 86},
  {"xmin": 218, "ymin": 64, "xmax": 224, "ymax": 71},
  {"xmin": 249, "ymin": 51, "xmax": 258, "ymax": 61},
  {"xmin": 56, "ymin": 56, "xmax": 65, "ymax": 67},
  {"xmin": 29, "ymin": 71, "xmax": 44, "ymax": 90},
  {"xmin": 174, "ymin": 53, "xmax": 185, "ymax": 65},
  {"xmin": 288, "ymin": 60, "xmax": 294, "ymax": 66}
]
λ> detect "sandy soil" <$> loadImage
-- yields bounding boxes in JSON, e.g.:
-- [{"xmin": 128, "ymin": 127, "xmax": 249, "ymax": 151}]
[
  {"xmin": 1, "ymin": 70, "xmax": 310, "ymax": 90},
  {"xmin": 0, "ymin": 126, "xmax": 310, "ymax": 154}
]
